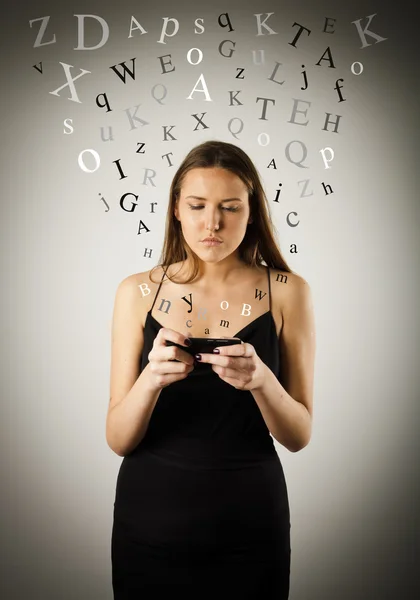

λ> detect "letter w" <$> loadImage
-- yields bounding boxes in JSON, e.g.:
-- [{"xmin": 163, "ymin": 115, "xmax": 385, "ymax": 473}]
[{"xmin": 110, "ymin": 58, "xmax": 136, "ymax": 83}]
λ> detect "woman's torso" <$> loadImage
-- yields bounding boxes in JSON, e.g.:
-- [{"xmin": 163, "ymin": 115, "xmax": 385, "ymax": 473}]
[{"xmin": 126, "ymin": 261, "xmax": 291, "ymax": 464}]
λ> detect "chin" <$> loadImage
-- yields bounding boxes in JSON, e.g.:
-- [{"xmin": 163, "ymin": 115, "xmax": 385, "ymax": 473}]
[
  {"xmin": 193, "ymin": 247, "xmax": 227, "ymax": 261},
  {"xmin": 196, "ymin": 253, "xmax": 225, "ymax": 263}
]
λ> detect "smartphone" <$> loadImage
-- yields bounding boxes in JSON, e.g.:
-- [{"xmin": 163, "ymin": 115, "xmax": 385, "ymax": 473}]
[{"xmin": 166, "ymin": 337, "xmax": 242, "ymax": 357}]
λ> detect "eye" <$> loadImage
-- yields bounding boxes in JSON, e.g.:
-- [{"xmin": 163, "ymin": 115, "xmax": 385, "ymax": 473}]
[{"xmin": 188, "ymin": 205, "xmax": 239, "ymax": 212}]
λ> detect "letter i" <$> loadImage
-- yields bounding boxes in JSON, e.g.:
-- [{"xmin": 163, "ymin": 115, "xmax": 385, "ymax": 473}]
[
  {"xmin": 274, "ymin": 184, "xmax": 282, "ymax": 203},
  {"xmin": 113, "ymin": 159, "xmax": 127, "ymax": 180}
]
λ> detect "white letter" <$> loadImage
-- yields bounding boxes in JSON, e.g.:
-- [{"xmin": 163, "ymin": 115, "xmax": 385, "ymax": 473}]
[
  {"xmin": 187, "ymin": 48, "xmax": 203, "ymax": 65},
  {"xmin": 74, "ymin": 14, "xmax": 110, "ymax": 50},
  {"xmin": 78, "ymin": 149, "xmax": 101, "ymax": 173},
  {"xmin": 128, "ymin": 16, "xmax": 147, "ymax": 38},
  {"xmin": 194, "ymin": 18, "xmax": 205, "ymax": 34},
  {"xmin": 49, "ymin": 63, "xmax": 91, "ymax": 103},
  {"xmin": 138, "ymin": 283, "xmax": 151, "ymax": 297},
  {"xmin": 158, "ymin": 17, "xmax": 179, "ymax": 44},
  {"xmin": 319, "ymin": 147, "xmax": 335, "ymax": 169},
  {"xmin": 241, "ymin": 304, "xmax": 251, "ymax": 316},
  {"xmin": 255, "ymin": 13, "xmax": 278, "ymax": 36},
  {"xmin": 186, "ymin": 74, "xmax": 212, "ymax": 101},
  {"xmin": 63, "ymin": 118, "xmax": 74, "ymax": 134}
]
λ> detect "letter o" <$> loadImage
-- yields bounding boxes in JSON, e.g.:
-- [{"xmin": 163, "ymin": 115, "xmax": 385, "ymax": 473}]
[
  {"xmin": 351, "ymin": 61, "xmax": 363, "ymax": 75},
  {"xmin": 78, "ymin": 149, "xmax": 100, "ymax": 173},
  {"xmin": 187, "ymin": 48, "xmax": 203, "ymax": 65},
  {"xmin": 258, "ymin": 133, "xmax": 270, "ymax": 146}
]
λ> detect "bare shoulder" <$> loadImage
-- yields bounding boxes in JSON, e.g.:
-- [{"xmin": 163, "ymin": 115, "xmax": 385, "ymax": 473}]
[
  {"xmin": 122, "ymin": 267, "xmax": 162, "ymax": 316},
  {"xmin": 122, "ymin": 264, "xmax": 182, "ymax": 323},
  {"xmin": 268, "ymin": 268, "xmax": 312, "ymax": 319},
  {"xmin": 128, "ymin": 267, "xmax": 160, "ymax": 289},
  {"xmin": 112, "ymin": 273, "xmax": 144, "ymax": 329}
]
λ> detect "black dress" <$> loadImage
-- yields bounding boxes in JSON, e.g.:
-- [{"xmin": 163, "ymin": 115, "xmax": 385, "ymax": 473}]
[{"xmin": 111, "ymin": 266, "xmax": 291, "ymax": 598}]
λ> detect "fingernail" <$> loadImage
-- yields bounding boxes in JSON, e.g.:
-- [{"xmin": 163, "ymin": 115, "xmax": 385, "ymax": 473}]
[
  {"xmin": 195, "ymin": 354, "xmax": 201, "ymax": 361},
  {"xmin": 213, "ymin": 348, "xmax": 220, "ymax": 354},
  {"xmin": 185, "ymin": 338, "xmax": 192, "ymax": 346}
]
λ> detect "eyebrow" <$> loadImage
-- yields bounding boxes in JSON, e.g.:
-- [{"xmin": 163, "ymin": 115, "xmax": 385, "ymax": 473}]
[{"xmin": 185, "ymin": 196, "xmax": 243, "ymax": 202}]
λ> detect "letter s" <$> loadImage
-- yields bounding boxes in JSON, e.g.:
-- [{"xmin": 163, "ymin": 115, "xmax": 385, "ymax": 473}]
[
  {"xmin": 194, "ymin": 18, "xmax": 205, "ymax": 34},
  {"xmin": 63, "ymin": 118, "xmax": 74, "ymax": 134}
]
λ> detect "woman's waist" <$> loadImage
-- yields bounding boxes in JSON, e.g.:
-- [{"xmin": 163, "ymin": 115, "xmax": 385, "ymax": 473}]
[{"xmin": 127, "ymin": 435, "xmax": 278, "ymax": 469}]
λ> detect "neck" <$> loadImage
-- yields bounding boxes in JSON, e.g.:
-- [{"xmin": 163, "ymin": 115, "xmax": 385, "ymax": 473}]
[{"xmin": 188, "ymin": 255, "xmax": 250, "ymax": 285}]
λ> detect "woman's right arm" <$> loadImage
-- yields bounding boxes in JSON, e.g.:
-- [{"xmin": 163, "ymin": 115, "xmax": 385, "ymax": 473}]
[
  {"xmin": 105, "ymin": 274, "xmax": 160, "ymax": 457},
  {"xmin": 106, "ymin": 273, "xmax": 195, "ymax": 457},
  {"xmin": 106, "ymin": 362, "xmax": 162, "ymax": 457}
]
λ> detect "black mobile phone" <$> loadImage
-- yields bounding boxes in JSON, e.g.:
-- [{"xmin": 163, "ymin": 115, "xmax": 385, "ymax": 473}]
[{"xmin": 166, "ymin": 337, "xmax": 241, "ymax": 356}]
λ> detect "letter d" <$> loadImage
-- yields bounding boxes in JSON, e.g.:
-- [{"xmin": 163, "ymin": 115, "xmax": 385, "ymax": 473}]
[{"xmin": 74, "ymin": 14, "xmax": 109, "ymax": 50}]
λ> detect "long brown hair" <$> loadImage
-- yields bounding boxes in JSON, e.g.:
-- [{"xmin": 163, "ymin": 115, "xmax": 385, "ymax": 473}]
[{"xmin": 149, "ymin": 140, "xmax": 296, "ymax": 284}]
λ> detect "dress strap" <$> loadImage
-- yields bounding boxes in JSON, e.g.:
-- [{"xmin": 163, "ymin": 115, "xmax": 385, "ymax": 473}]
[
  {"xmin": 267, "ymin": 266, "xmax": 272, "ymax": 312},
  {"xmin": 150, "ymin": 265, "xmax": 169, "ymax": 312}
]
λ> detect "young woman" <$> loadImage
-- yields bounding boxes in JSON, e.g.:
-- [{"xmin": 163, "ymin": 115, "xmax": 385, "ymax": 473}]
[{"xmin": 107, "ymin": 140, "xmax": 316, "ymax": 598}]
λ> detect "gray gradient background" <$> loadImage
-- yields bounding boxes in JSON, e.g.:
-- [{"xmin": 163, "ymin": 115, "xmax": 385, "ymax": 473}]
[{"xmin": 1, "ymin": 0, "xmax": 419, "ymax": 598}]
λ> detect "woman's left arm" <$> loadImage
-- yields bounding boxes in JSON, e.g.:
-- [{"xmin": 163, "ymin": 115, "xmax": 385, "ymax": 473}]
[{"xmin": 251, "ymin": 275, "xmax": 316, "ymax": 452}]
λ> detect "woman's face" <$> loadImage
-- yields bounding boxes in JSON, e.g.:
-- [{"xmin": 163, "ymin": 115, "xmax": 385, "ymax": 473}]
[{"xmin": 174, "ymin": 167, "xmax": 252, "ymax": 263}]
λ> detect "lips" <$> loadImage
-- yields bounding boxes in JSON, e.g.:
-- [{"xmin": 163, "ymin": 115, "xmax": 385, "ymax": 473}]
[
  {"xmin": 201, "ymin": 239, "xmax": 223, "ymax": 246},
  {"xmin": 201, "ymin": 237, "xmax": 223, "ymax": 242}
]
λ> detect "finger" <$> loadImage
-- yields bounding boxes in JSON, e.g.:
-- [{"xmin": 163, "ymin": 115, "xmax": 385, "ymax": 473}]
[
  {"xmin": 196, "ymin": 354, "xmax": 249, "ymax": 370},
  {"xmin": 158, "ymin": 327, "xmax": 191, "ymax": 348},
  {"xmin": 212, "ymin": 342, "xmax": 253, "ymax": 357},
  {"xmin": 164, "ymin": 344, "xmax": 195, "ymax": 366},
  {"xmin": 155, "ymin": 360, "xmax": 194, "ymax": 374}
]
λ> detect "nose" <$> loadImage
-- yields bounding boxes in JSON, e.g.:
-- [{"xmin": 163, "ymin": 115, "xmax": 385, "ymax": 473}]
[{"xmin": 204, "ymin": 207, "xmax": 221, "ymax": 230}]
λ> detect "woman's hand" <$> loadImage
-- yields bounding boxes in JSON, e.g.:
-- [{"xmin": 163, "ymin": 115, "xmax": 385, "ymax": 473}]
[
  {"xmin": 195, "ymin": 341, "xmax": 267, "ymax": 391},
  {"xmin": 146, "ymin": 328, "xmax": 195, "ymax": 390}
]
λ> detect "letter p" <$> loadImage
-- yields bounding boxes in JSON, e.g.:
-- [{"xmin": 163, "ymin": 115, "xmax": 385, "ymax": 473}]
[{"xmin": 319, "ymin": 146, "xmax": 335, "ymax": 169}]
